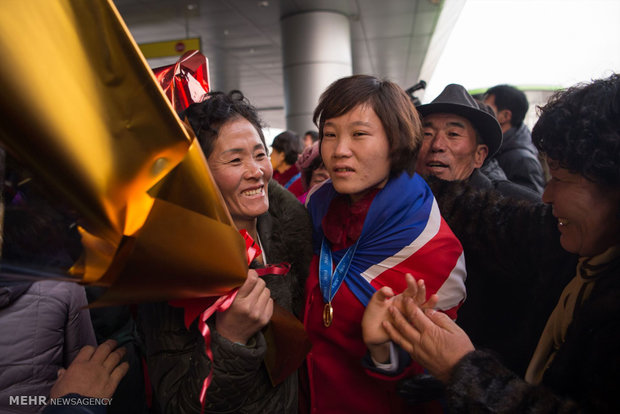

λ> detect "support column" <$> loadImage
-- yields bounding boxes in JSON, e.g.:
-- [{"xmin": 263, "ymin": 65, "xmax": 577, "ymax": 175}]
[{"xmin": 280, "ymin": 11, "xmax": 352, "ymax": 134}]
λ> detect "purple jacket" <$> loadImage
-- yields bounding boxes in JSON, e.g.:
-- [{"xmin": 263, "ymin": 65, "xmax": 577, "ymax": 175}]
[{"xmin": 0, "ymin": 280, "xmax": 96, "ymax": 413}]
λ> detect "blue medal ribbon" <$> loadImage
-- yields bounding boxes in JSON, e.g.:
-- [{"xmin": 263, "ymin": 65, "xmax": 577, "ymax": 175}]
[{"xmin": 319, "ymin": 237, "xmax": 360, "ymax": 326}]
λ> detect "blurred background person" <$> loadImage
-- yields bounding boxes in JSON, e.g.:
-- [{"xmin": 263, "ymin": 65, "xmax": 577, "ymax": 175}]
[
  {"xmin": 294, "ymin": 141, "xmax": 329, "ymax": 204},
  {"xmin": 270, "ymin": 130, "xmax": 304, "ymax": 198},
  {"xmin": 302, "ymin": 130, "xmax": 319, "ymax": 149},
  {"xmin": 0, "ymin": 161, "xmax": 97, "ymax": 413},
  {"xmin": 483, "ymin": 84, "xmax": 546, "ymax": 194}
]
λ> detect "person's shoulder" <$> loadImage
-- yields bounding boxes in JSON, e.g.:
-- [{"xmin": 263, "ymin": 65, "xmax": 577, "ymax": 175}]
[
  {"xmin": 493, "ymin": 179, "xmax": 541, "ymax": 203},
  {"xmin": 25, "ymin": 280, "xmax": 86, "ymax": 304},
  {"xmin": 468, "ymin": 169, "xmax": 494, "ymax": 190},
  {"xmin": 266, "ymin": 180, "xmax": 310, "ymax": 230},
  {"xmin": 268, "ymin": 180, "xmax": 303, "ymax": 211}
]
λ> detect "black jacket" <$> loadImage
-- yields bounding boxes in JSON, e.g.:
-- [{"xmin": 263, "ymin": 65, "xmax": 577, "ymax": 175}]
[
  {"xmin": 427, "ymin": 177, "xmax": 576, "ymax": 376},
  {"xmin": 494, "ymin": 123, "xmax": 546, "ymax": 194},
  {"xmin": 468, "ymin": 168, "xmax": 541, "ymax": 203},
  {"xmin": 447, "ymin": 262, "xmax": 620, "ymax": 413},
  {"xmin": 138, "ymin": 180, "xmax": 312, "ymax": 414},
  {"xmin": 425, "ymin": 178, "xmax": 620, "ymax": 412}
]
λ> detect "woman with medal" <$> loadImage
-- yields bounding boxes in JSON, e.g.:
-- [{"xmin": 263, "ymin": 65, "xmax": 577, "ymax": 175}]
[
  {"xmin": 138, "ymin": 90, "xmax": 313, "ymax": 413},
  {"xmin": 301, "ymin": 75, "xmax": 467, "ymax": 413}
]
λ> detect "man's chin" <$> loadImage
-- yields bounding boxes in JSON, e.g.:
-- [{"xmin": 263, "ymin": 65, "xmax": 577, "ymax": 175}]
[{"xmin": 420, "ymin": 168, "xmax": 451, "ymax": 181}]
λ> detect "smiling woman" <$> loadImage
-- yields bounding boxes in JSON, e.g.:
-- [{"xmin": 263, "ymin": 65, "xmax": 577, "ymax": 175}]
[
  {"xmin": 381, "ymin": 74, "xmax": 620, "ymax": 412},
  {"xmin": 137, "ymin": 90, "xmax": 313, "ymax": 414},
  {"xmin": 207, "ymin": 117, "xmax": 272, "ymax": 234}
]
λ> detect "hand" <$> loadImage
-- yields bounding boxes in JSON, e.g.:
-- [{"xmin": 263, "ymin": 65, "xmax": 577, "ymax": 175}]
[
  {"xmin": 216, "ymin": 269, "xmax": 273, "ymax": 344},
  {"xmin": 362, "ymin": 274, "xmax": 438, "ymax": 363},
  {"xmin": 50, "ymin": 339, "xmax": 129, "ymax": 399},
  {"xmin": 383, "ymin": 296, "xmax": 474, "ymax": 383}
]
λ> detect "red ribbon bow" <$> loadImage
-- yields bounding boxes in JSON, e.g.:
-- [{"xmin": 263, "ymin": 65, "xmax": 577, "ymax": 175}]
[{"xmin": 169, "ymin": 229, "xmax": 290, "ymax": 412}]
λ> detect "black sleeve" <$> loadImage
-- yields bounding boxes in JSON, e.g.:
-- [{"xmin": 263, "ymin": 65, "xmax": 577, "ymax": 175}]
[
  {"xmin": 427, "ymin": 177, "xmax": 578, "ymax": 376},
  {"xmin": 446, "ymin": 351, "xmax": 580, "ymax": 413}
]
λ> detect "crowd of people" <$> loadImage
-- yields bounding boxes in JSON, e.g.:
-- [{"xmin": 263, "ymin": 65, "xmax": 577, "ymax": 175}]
[{"xmin": 1, "ymin": 69, "xmax": 619, "ymax": 413}]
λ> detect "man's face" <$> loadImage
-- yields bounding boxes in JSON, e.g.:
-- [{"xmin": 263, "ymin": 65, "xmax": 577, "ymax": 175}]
[
  {"xmin": 483, "ymin": 94, "xmax": 510, "ymax": 129},
  {"xmin": 415, "ymin": 113, "xmax": 488, "ymax": 181}
]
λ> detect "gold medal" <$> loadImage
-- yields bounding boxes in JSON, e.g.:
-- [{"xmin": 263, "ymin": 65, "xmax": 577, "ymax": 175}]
[{"xmin": 323, "ymin": 302, "xmax": 333, "ymax": 327}]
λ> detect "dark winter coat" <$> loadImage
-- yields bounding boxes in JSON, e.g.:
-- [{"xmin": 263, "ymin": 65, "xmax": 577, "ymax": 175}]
[
  {"xmin": 426, "ymin": 177, "xmax": 576, "ymax": 376},
  {"xmin": 468, "ymin": 167, "xmax": 541, "ymax": 203},
  {"xmin": 480, "ymin": 157, "xmax": 508, "ymax": 182},
  {"xmin": 494, "ymin": 123, "xmax": 546, "ymax": 194},
  {"xmin": 138, "ymin": 180, "xmax": 313, "ymax": 414},
  {"xmin": 424, "ymin": 178, "xmax": 620, "ymax": 412},
  {"xmin": 446, "ymin": 260, "xmax": 620, "ymax": 413},
  {"xmin": 0, "ymin": 280, "xmax": 96, "ymax": 413}
]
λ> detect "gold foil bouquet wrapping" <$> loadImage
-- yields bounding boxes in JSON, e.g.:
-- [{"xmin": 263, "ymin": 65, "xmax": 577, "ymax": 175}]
[{"xmin": 0, "ymin": 0, "xmax": 247, "ymax": 305}]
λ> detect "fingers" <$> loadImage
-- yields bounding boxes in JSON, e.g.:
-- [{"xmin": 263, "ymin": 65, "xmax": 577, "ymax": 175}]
[
  {"xmin": 236, "ymin": 269, "xmax": 260, "ymax": 298},
  {"xmin": 424, "ymin": 307, "xmax": 460, "ymax": 333},
  {"xmin": 422, "ymin": 293, "xmax": 439, "ymax": 310},
  {"xmin": 254, "ymin": 287, "xmax": 274, "ymax": 322},
  {"xmin": 90, "ymin": 339, "xmax": 118, "ymax": 364},
  {"xmin": 383, "ymin": 321, "xmax": 412, "ymax": 355},
  {"xmin": 401, "ymin": 297, "xmax": 436, "ymax": 336},
  {"xmin": 373, "ymin": 286, "xmax": 395, "ymax": 303},
  {"xmin": 109, "ymin": 361, "xmax": 130, "ymax": 388},
  {"xmin": 73, "ymin": 344, "xmax": 96, "ymax": 363},
  {"xmin": 402, "ymin": 274, "xmax": 419, "ymax": 299},
  {"xmin": 102, "ymin": 345, "xmax": 127, "ymax": 373},
  {"xmin": 402, "ymin": 274, "xmax": 428, "ymax": 306},
  {"xmin": 383, "ymin": 306, "xmax": 419, "ymax": 354},
  {"xmin": 56, "ymin": 368, "xmax": 66, "ymax": 379}
]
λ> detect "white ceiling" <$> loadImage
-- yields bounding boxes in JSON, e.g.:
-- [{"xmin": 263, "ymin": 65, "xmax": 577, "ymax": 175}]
[{"xmin": 113, "ymin": 0, "xmax": 444, "ymax": 129}]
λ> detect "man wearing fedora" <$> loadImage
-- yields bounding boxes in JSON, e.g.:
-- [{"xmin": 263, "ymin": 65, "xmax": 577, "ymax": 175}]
[
  {"xmin": 416, "ymin": 84, "xmax": 539, "ymax": 201},
  {"xmin": 407, "ymin": 84, "xmax": 544, "ymax": 384}
]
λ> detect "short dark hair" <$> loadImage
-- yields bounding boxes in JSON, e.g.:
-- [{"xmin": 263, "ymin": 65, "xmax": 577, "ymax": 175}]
[
  {"xmin": 302, "ymin": 156, "xmax": 324, "ymax": 189},
  {"xmin": 181, "ymin": 90, "xmax": 266, "ymax": 158},
  {"xmin": 312, "ymin": 74, "xmax": 422, "ymax": 177},
  {"xmin": 271, "ymin": 130, "xmax": 303, "ymax": 165},
  {"xmin": 485, "ymin": 84, "xmax": 529, "ymax": 127},
  {"xmin": 304, "ymin": 130, "xmax": 319, "ymax": 143},
  {"xmin": 532, "ymin": 73, "xmax": 620, "ymax": 188}
]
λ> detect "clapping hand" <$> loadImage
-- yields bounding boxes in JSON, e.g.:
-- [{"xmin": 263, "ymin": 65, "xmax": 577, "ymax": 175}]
[
  {"xmin": 383, "ymin": 292, "xmax": 474, "ymax": 382},
  {"xmin": 362, "ymin": 274, "xmax": 438, "ymax": 364}
]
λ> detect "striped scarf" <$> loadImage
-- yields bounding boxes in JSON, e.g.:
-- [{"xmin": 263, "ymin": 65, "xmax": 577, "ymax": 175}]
[{"xmin": 306, "ymin": 172, "xmax": 466, "ymax": 317}]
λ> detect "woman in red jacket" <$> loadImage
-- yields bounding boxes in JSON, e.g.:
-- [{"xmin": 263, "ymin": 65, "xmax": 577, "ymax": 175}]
[{"xmin": 301, "ymin": 75, "xmax": 467, "ymax": 413}]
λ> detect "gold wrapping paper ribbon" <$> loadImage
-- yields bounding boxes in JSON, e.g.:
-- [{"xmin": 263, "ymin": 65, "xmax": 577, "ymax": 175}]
[{"xmin": 0, "ymin": 0, "xmax": 247, "ymax": 304}]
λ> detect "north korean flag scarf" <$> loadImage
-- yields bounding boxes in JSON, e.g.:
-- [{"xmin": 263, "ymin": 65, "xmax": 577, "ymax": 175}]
[{"xmin": 306, "ymin": 172, "xmax": 466, "ymax": 318}]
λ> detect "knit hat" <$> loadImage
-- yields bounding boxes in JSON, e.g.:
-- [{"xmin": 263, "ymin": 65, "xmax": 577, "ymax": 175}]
[{"xmin": 295, "ymin": 141, "xmax": 322, "ymax": 191}]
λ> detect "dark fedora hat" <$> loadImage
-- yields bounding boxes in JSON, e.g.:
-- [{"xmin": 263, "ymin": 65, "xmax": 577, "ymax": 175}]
[{"xmin": 417, "ymin": 84, "xmax": 503, "ymax": 157}]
